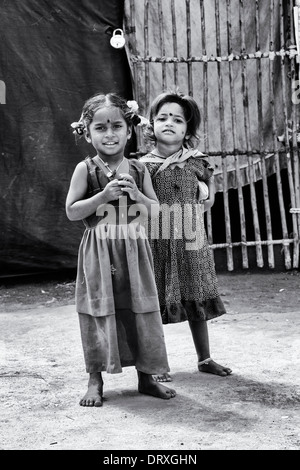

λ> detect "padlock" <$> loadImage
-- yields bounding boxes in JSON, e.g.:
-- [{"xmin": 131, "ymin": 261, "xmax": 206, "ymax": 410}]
[{"xmin": 110, "ymin": 29, "xmax": 126, "ymax": 49}]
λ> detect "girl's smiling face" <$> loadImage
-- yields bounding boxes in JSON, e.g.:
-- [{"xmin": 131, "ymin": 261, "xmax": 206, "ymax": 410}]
[
  {"xmin": 85, "ymin": 106, "xmax": 131, "ymax": 160},
  {"xmin": 153, "ymin": 102, "xmax": 189, "ymax": 148}
]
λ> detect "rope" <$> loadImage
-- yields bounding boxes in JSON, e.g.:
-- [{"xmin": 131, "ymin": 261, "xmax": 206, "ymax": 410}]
[
  {"xmin": 130, "ymin": 48, "xmax": 299, "ymax": 64},
  {"xmin": 210, "ymin": 239, "xmax": 298, "ymax": 249}
]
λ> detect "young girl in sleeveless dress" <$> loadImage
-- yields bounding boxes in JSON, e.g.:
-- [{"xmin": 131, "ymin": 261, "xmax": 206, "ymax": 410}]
[
  {"xmin": 66, "ymin": 93, "xmax": 176, "ymax": 406},
  {"xmin": 140, "ymin": 91, "xmax": 232, "ymax": 382}
]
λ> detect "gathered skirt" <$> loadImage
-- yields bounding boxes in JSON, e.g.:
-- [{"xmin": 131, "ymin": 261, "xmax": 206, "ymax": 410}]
[
  {"xmin": 76, "ymin": 223, "xmax": 170, "ymax": 374},
  {"xmin": 78, "ymin": 309, "xmax": 170, "ymax": 374}
]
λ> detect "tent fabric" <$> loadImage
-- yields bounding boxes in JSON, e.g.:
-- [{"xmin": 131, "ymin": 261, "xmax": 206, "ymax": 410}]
[
  {"xmin": 0, "ymin": 0, "xmax": 133, "ymax": 276},
  {"xmin": 123, "ymin": 0, "xmax": 291, "ymax": 191}
]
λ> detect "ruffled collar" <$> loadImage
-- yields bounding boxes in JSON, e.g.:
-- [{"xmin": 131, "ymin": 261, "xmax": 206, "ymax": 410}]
[{"xmin": 140, "ymin": 146, "xmax": 205, "ymax": 174}]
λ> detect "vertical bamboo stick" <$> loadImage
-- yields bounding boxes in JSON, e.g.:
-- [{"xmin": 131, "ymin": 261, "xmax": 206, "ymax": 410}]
[
  {"xmin": 289, "ymin": 0, "xmax": 300, "ymax": 261},
  {"xmin": 158, "ymin": 0, "xmax": 166, "ymax": 90},
  {"xmin": 200, "ymin": 0, "xmax": 209, "ymax": 155},
  {"xmin": 227, "ymin": 0, "xmax": 249, "ymax": 269},
  {"xmin": 129, "ymin": 0, "xmax": 138, "ymax": 99},
  {"xmin": 128, "ymin": 0, "xmax": 143, "ymax": 152},
  {"xmin": 185, "ymin": 0, "xmax": 193, "ymax": 95},
  {"xmin": 199, "ymin": 0, "xmax": 213, "ymax": 245},
  {"xmin": 294, "ymin": 102, "xmax": 300, "ymax": 243},
  {"xmin": 279, "ymin": 0, "xmax": 299, "ymax": 268},
  {"xmin": 294, "ymin": 94, "xmax": 300, "ymax": 240},
  {"xmin": 144, "ymin": 0, "xmax": 150, "ymax": 111},
  {"xmin": 269, "ymin": 0, "xmax": 291, "ymax": 269},
  {"xmin": 255, "ymin": 0, "xmax": 275, "ymax": 268},
  {"xmin": 239, "ymin": 0, "xmax": 264, "ymax": 268},
  {"xmin": 293, "ymin": 0, "xmax": 300, "ymax": 229},
  {"xmin": 170, "ymin": 0, "xmax": 178, "ymax": 87},
  {"xmin": 216, "ymin": 0, "xmax": 233, "ymax": 271}
]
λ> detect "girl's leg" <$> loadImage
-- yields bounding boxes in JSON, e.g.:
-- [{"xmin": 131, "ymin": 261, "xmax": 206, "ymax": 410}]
[
  {"xmin": 79, "ymin": 372, "xmax": 104, "ymax": 407},
  {"xmin": 188, "ymin": 320, "xmax": 232, "ymax": 376},
  {"xmin": 137, "ymin": 371, "xmax": 176, "ymax": 399}
]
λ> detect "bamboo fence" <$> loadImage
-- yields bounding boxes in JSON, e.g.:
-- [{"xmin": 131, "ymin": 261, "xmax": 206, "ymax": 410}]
[{"xmin": 125, "ymin": 0, "xmax": 300, "ymax": 271}]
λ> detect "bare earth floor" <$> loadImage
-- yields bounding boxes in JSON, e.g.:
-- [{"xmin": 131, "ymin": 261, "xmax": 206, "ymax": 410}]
[{"xmin": 0, "ymin": 271, "xmax": 299, "ymax": 451}]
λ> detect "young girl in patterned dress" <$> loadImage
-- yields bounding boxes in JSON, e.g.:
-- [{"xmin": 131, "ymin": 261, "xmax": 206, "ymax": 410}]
[
  {"xmin": 140, "ymin": 91, "xmax": 232, "ymax": 382},
  {"xmin": 65, "ymin": 93, "xmax": 176, "ymax": 406}
]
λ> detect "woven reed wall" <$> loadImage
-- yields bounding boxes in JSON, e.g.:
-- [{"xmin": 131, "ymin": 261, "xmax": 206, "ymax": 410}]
[{"xmin": 124, "ymin": 0, "xmax": 300, "ymax": 271}]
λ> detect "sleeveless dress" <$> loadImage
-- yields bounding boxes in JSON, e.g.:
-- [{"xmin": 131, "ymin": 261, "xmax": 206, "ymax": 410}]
[
  {"xmin": 75, "ymin": 156, "xmax": 170, "ymax": 375},
  {"xmin": 141, "ymin": 154, "xmax": 226, "ymax": 324}
]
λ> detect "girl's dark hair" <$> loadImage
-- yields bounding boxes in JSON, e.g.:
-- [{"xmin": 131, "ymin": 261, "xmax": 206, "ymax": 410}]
[
  {"xmin": 143, "ymin": 90, "xmax": 201, "ymax": 148},
  {"xmin": 72, "ymin": 93, "xmax": 140, "ymax": 135}
]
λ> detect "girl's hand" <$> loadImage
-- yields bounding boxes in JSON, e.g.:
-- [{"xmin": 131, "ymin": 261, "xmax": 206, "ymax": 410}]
[
  {"xmin": 102, "ymin": 179, "xmax": 124, "ymax": 201},
  {"xmin": 202, "ymin": 175, "xmax": 215, "ymax": 212},
  {"xmin": 118, "ymin": 173, "xmax": 140, "ymax": 201}
]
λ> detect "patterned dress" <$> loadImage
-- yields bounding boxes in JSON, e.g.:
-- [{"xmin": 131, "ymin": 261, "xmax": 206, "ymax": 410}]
[
  {"xmin": 75, "ymin": 156, "xmax": 170, "ymax": 375},
  {"xmin": 142, "ymin": 155, "xmax": 226, "ymax": 324}
]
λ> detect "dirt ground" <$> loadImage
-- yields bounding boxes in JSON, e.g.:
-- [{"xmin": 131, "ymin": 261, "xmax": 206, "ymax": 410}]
[{"xmin": 0, "ymin": 270, "xmax": 299, "ymax": 451}]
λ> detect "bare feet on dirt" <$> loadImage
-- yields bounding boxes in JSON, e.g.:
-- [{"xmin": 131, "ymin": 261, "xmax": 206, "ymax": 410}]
[
  {"xmin": 79, "ymin": 373, "xmax": 103, "ymax": 407},
  {"xmin": 198, "ymin": 359, "xmax": 232, "ymax": 376},
  {"xmin": 138, "ymin": 371, "xmax": 176, "ymax": 399},
  {"xmin": 153, "ymin": 372, "xmax": 173, "ymax": 382}
]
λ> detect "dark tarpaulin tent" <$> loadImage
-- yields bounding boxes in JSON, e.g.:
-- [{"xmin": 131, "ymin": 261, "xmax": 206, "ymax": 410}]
[
  {"xmin": 0, "ymin": 0, "xmax": 133, "ymax": 276},
  {"xmin": 1, "ymin": 0, "xmax": 298, "ymax": 276}
]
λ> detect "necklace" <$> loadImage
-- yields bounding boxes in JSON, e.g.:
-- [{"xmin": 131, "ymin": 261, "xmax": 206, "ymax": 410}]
[{"xmin": 98, "ymin": 156, "xmax": 124, "ymax": 179}]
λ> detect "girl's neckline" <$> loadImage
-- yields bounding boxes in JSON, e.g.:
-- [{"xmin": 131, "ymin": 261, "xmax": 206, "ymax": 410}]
[{"xmin": 94, "ymin": 155, "xmax": 129, "ymax": 180}]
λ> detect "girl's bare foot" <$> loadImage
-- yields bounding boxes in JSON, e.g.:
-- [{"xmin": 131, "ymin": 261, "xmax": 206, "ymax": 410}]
[
  {"xmin": 198, "ymin": 358, "xmax": 232, "ymax": 376},
  {"xmin": 152, "ymin": 373, "xmax": 172, "ymax": 382},
  {"xmin": 138, "ymin": 371, "xmax": 176, "ymax": 399},
  {"xmin": 80, "ymin": 372, "xmax": 103, "ymax": 407}
]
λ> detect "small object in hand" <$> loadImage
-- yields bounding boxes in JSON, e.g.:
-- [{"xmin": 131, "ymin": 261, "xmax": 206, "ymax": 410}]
[{"xmin": 119, "ymin": 175, "xmax": 130, "ymax": 181}]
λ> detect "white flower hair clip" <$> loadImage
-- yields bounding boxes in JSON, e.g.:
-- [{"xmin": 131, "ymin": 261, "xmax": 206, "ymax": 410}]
[
  {"xmin": 126, "ymin": 100, "xmax": 149, "ymax": 126},
  {"xmin": 126, "ymin": 100, "xmax": 139, "ymax": 113},
  {"xmin": 70, "ymin": 120, "xmax": 85, "ymax": 135}
]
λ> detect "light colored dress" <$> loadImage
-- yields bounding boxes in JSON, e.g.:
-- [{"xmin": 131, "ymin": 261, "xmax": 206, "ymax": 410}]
[
  {"xmin": 140, "ymin": 148, "xmax": 226, "ymax": 324},
  {"xmin": 75, "ymin": 156, "xmax": 170, "ymax": 375}
]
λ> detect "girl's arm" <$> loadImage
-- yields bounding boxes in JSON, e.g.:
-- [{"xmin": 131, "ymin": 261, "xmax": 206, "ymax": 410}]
[
  {"xmin": 141, "ymin": 166, "xmax": 160, "ymax": 218},
  {"xmin": 65, "ymin": 161, "xmax": 123, "ymax": 221},
  {"xmin": 141, "ymin": 166, "xmax": 159, "ymax": 204},
  {"xmin": 202, "ymin": 175, "xmax": 215, "ymax": 212}
]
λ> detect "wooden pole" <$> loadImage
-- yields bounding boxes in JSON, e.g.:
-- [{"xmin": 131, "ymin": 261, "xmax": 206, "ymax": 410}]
[
  {"xmin": 269, "ymin": 0, "xmax": 291, "ymax": 269},
  {"xmin": 158, "ymin": 0, "xmax": 166, "ymax": 90},
  {"xmin": 227, "ymin": 0, "xmax": 248, "ymax": 268},
  {"xmin": 171, "ymin": 0, "xmax": 178, "ymax": 87},
  {"xmin": 129, "ymin": 0, "xmax": 138, "ymax": 99},
  {"xmin": 200, "ymin": 0, "xmax": 209, "ymax": 155},
  {"xmin": 199, "ymin": 0, "xmax": 213, "ymax": 245},
  {"xmin": 255, "ymin": 0, "xmax": 275, "ymax": 268},
  {"xmin": 216, "ymin": 0, "xmax": 233, "ymax": 270},
  {"xmin": 186, "ymin": 0, "xmax": 193, "ymax": 95},
  {"xmin": 239, "ymin": 0, "xmax": 264, "ymax": 268},
  {"xmin": 290, "ymin": 0, "xmax": 300, "ymax": 268},
  {"xmin": 279, "ymin": 0, "xmax": 299, "ymax": 268},
  {"xmin": 144, "ymin": 0, "xmax": 150, "ymax": 111}
]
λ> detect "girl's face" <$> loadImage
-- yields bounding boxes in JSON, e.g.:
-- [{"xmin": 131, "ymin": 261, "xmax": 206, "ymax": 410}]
[
  {"xmin": 153, "ymin": 102, "xmax": 189, "ymax": 148},
  {"xmin": 85, "ymin": 106, "xmax": 131, "ymax": 160}
]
